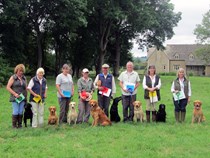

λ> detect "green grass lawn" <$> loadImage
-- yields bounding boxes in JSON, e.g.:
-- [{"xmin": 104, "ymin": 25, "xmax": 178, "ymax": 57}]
[{"xmin": 0, "ymin": 76, "xmax": 210, "ymax": 158}]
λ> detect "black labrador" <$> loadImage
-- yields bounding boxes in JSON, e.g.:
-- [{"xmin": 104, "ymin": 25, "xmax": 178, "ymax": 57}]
[
  {"xmin": 156, "ymin": 104, "xmax": 166, "ymax": 122},
  {"xmin": 23, "ymin": 103, "xmax": 33, "ymax": 127},
  {"xmin": 110, "ymin": 96, "xmax": 122, "ymax": 122}
]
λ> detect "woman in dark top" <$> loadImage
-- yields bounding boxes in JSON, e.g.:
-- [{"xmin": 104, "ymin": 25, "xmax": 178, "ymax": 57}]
[{"xmin": 6, "ymin": 64, "xmax": 27, "ymax": 128}]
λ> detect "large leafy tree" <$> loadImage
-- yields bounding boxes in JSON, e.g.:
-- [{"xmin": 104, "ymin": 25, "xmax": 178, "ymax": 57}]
[
  {"xmin": 86, "ymin": 0, "xmax": 181, "ymax": 75},
  {"xmin": 194, "ymin": 9, "xmax": 210, "ymax": 65},
  {"xmin": 0, "ymin": 0, "xmax": 31, "ymax": 66},
  {"xmin": 45, "ymin": 0, "xmax": 87, "ymax": 75}
]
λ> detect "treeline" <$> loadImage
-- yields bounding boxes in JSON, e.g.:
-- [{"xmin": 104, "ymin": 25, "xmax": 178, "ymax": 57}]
[{"xmin": 0, "ymin": 0, "xmax": 181, "ymax": 78}]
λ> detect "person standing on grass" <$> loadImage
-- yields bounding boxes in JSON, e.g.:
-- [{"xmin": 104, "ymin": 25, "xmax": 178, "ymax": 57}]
[
  {"xmin": 28, "ymin": 68, "xmax": 47, "ymax": 128},
  {"xmin": 56, "ymin": 64, "xmax": 74, "ymax": 124},
  {"xmin": 118, "ymin": 61, "xmax": 140, "ymax": 122},
  {"xmin": 6, "ymin": 64, "xmax": 27, "ymax": 128},
  {"xmin": 171, "ymin": 68, "xmax": 191, "ymax": 123},
  {"xmin": 94, "ymin": 64, "xmax": 116, "ymax": 117},
  {"xmin": 142, "ymin": 65, "xmax": 161, "ymax": 122},
  {"xmin": 77, "ymin": 68, "xmax": 94, "ymax": 124}
]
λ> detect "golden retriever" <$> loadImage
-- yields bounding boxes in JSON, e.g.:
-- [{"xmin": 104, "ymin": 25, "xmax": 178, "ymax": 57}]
[
  {"xmin": 192, "ymin": 100, "xmax": 205, "ymax": 124},
  {"xmin": 133, "ymin": 101, "xmax": 144, "ymax": 122},
  {"xmin": 48, "ymin": 106, "xmax": 58, "ymax": 125},
  {"xmin": 89, "ymin": 100, "xmax": 112, "ymax": 126},
  {"xmin": 68, "ymin": 102, "xmax": 78, "ymax": 125}
]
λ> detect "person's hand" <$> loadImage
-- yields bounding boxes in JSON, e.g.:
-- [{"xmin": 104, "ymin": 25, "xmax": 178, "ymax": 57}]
[
  {"xmin": 34, "ymin": 94, "xmax": 40, "ymax": 97},
  {"xmin": 80, "ymin": 94, "xmax": 86, "ymax": 100},
  {"xmin": 14, "ymin": 93, "xmax": 19, "ymax": 98},
  {"xmin": 44, "ymin": 93, "xmax": 47, "ymax": 98},
  {"xmin": 98, "ymin": 86, "xmax": 104, "ymax": 91},
  {"xmin": 174, "ymin": 90, "xmax": 179, "ymax": 94},
  {"xmin": 188, "ymin": 97, "xmax": 190, "ymax": 104},
  {"xmin": 60, "ymin": 93, "xmax": 65, "ymax": 98},
  {"xmin": 148, "ymin": 87, "xmax": 155, "ymax": 92},
  {"xmin": 122, "ymin": 88, "xmax": 128, "ymax": 93}
]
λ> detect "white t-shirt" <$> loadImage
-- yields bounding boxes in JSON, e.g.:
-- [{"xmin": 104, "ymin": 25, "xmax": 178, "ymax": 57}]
[
  {"xmin": 118, "ymin": 71, "xmax": 140, "ymax": 95},
  {"xmin": 56, "ymin": 73, "xmax": 73, "ymax": 97}
]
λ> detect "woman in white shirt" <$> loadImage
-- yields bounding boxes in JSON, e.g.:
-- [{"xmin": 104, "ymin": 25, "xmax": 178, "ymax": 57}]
[
  {"xmin": 143, "ymin": 65, "xmax": 161, "ymax": 122},
  {"xmin": 171, "ymin": 68, "xmax": 191, "ymax": 123}
]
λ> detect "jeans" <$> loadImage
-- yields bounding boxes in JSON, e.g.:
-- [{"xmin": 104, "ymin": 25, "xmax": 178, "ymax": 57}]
[{"xmin": 12, "ymin": 101, "xmax": 25, "ymax": 115}]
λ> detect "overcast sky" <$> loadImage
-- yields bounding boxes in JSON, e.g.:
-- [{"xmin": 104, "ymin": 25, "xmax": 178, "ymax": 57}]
[{"xmin": 132, "ymin": 0, "xmax": 210, "ymax": 57}]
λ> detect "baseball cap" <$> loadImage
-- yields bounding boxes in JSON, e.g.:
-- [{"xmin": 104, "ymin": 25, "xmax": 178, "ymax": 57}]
[
  {"xmin": 82, "ymin": 68, "xmax": 89, "ymax": 73},
  {"xmin": 102, "ymin": 64, "xmax": 109, "ymax": 68}
]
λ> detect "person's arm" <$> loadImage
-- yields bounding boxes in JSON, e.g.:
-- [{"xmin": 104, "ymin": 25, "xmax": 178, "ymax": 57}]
[
  {"xmin": 155, "ymin": 78, "xmax": 161, "ymax": 90},
  {"xmin": 44, "ymin": 84, "xmax": 47, "ymax": 98},
  {"xmin": 56, "ymin": 84, "xmax": 65, "ymax": 98},
  {"xmin": 6, "ymin": 76, "xmax": 19, "ymax": 98},
  {"xmin": 135, "ymin": 73, "xmax": 140, "ymax": 90},
  {"xmin": 119, "ymin": 81, "xmax": 128, "ymax": 93},
  {"xmin": 135, "ymin": 82, "xmax": 140, "ymax": 90},
  {"xmin": 93, "ymin": 75, "xmax": 99, "ymax": 89},
  {"xmin": 91, "ymin": 79, "xmax": 95, "ymax": 94},
  {"xmin": 56, "ymin": 75, "xmax": 65, "ymax": 98},
  {"xmin": 188, "ymin": 81, "xmax": 191, "ymax": 103},
  {"xmin": 171, "ymin": 81, "xmax": 178, "ymax": 93},
  {"xmin": 77, "ymin": 79, "xmax": 84, "ymax": 99},
  {"xmin": 112, "ymin": 76, "xmax": 116, "ymax": 94},
  {"xmin": 142, "ymin": 76, "xmax": 148, "ymax": 89},
  {"xmin": 27, "ymin": 79, "xmax": 39, "ymax": 97},
  {"xmin": 71, "ymin": 84, "xmax": 74, "ymax": 96}
]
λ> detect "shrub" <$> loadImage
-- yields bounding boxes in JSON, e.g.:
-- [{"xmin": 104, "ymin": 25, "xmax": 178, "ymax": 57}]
[
  {"xmin": 0, "ymin": 57, "xmax": 13, "ymax": 85},
  {"xmin": 158, "ymin": 72, "xmax": 176, "ymax": 76}
]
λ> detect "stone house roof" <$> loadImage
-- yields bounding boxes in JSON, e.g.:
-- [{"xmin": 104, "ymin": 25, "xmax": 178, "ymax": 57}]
[{"xmin": 148, "ymin": 44, "xmax": 206, "ymax": 66}]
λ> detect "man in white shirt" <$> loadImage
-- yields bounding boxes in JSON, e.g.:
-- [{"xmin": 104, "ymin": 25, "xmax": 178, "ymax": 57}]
[{"xmin": 118, "ymin": 61, "xmax": 140, "ymax": 122}]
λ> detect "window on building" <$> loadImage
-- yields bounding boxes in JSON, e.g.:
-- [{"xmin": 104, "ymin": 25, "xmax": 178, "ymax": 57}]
[
  {"xmin": 189, "ymin": 54, "xmax": 194, "ymax": 61},
  {"xmin": 174, "ymin": 65, "xmax": 180, "ymax": 70},
  {"xmin": 174, "ymin": 53, "xmax": 179, "ymax": 59}
]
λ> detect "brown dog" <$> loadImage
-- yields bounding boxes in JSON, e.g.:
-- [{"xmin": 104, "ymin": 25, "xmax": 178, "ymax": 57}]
[
  {"xmin": 48, "ymin": 106, "xmax": 58, "ymax": 125},
  {"xmin": 68, "ymin": 102, "xmax": 78, "ymax": 125},
  {"xmin": 89, "ymin": 100, "xmax": 112, "ymax": 126},
  {"xmin": 133, "ymin": 101, "xmax": 144, "ymax": 122},
  {"xmin": 192, "ymin": 100, "xmax": 205, "ymax": 124}
]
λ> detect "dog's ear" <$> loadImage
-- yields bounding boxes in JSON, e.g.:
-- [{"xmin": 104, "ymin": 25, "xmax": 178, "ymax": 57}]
[
  {"xmin": 199, "ymin": 101, "xmax": 202, "ymax": 105},
  {"xmin": 49, "ymin": 107, "xmax": 51, "ymax": 111}
]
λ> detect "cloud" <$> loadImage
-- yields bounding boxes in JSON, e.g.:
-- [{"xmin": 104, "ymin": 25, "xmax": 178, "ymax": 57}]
[
  {"xmin": 166, "ymin": 0, "xmax": 210, "ymax": 44},
  {"xmin": 131, "ymin": 0, "xmax": 210, "ymax": 57}
]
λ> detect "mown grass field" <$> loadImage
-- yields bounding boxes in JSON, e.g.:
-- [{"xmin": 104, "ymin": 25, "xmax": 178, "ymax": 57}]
[{"xmin": 0, "ymin": 75, "xmax": 210, "ymax": 158}]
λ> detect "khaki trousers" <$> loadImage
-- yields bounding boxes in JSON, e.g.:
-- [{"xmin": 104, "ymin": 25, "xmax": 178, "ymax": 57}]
[{"xmin": 31, "ymin": 101, "xmax": 44, "ymax": 128}]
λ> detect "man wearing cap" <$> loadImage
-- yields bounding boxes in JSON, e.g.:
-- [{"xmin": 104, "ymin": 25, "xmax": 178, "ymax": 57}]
[
  {"xmin": 118, "ymin": 61, "xmax": 140, "ymax": 122},
  {"xmin": 94, "ymin": 64, "xmax": 116, "ymax": 117},
  {"xmin": 56, "ymin": 64, "xmax": 74, "ymax": 124},
  {"xmin": 77, "ymin": 68, "xmax": 94, "ymax": 124}
]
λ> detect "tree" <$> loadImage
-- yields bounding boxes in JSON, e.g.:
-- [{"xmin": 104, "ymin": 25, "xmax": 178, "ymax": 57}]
[
  {"xmin": 0, "ymin": 0, "xmax": 30, "ymax": 66},
  {"xmin": 194, "ymin": 9, "xmax": 210, "ymax": 65},
  {"xmin": 45, "ymin": 0, "xmax": 87, "ymax": 76},
  {"xmin": 194, "ymin": 9, "xmax": 210, "ymax": 44}
]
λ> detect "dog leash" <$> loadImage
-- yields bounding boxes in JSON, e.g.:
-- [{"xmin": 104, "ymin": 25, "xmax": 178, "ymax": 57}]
[{"xmin": 176, "ymin": 91, "xmax": 180, "ymax": 104}]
